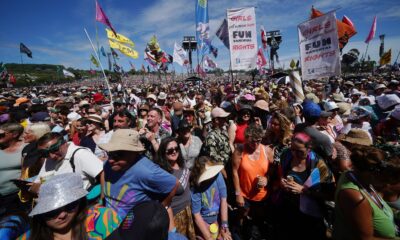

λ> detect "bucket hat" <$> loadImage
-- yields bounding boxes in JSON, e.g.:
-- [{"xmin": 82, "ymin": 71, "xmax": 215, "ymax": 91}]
[{"xmin": 98, "ymin": 129, "xmax": 145, "ymax": 152}]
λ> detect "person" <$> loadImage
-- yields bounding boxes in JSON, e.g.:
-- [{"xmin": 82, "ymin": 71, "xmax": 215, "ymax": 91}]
[
  {"xmin": 30, "ymin": 132, "xmax": 104, "ymax": 195},
  {"xmin": 70, "ymin": 117, "xmax": 87, "ymax": 146},
  {"xmin": 190, "ymin": 156, "xmax": 232, "ymax": 240},
  {"xmin": 18, "ymin": 173, "xmax": 120, "ymax": 240},
  {"xmin": 228, "ymin": 104, "xmax": 254, "ymax": 152},
  {"xmin": 177, "ymin": 120, "xmax": 202, "ymax": 170},
  {"xmin": 317, "ymin": 111, "xmax": 336, "ymax": 143},
  {"xmin": 277, "ymin": 132, "xmax": 334, "ymax": 240},
  {"xmin": 137, "ymin": 103, "xmax": 150, "ymax": 129},
  {"xmin": 80, "ymin": 114, "xmax": 105, "ymax": 154},
  {"xmin": 98, "ymin": 129, "xmax": 179, "ymax": 229},
  {"xmin": 333, "ymin": 146, "xmax": 400, "ymax": 240},
  {"xmin": 0, "ymin": 123, "xmax": 25, "ymax": 218},
  {"xmin": 155, "ymin": 137, "xmax": 196, "ymax": 239},
  {"xmin": 232, "ymin": 123, "xmax": 274, "ymax": 239}
]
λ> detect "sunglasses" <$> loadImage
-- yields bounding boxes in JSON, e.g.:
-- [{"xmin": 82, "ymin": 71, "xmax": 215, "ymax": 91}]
[
  {"xmin": 166, "ymin": 146, "xmax": 179, "ymax": 155},
  {"xmin": 0, "ymin": 132, "xmax": 6, "ymax": 138},
  {"xmin": 38, "ymin": 139, "xmax": 65, "ymax": 157},
  {"xmin": 108, "ymin": 151, "xmax": 127, "ymax": 159},
  {"xmin": 251, "ymin": 138, "xmax": 262, "ymax": 144},
  {"xmin": 42, "ymin": 200, "xmax": 80, "ymax": 219}
]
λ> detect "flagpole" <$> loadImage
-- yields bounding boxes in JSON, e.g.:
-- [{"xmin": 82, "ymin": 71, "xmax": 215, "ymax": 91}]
[{"xmin": 84, "ymin": 28, "xmax": 113, "ymax": 105}]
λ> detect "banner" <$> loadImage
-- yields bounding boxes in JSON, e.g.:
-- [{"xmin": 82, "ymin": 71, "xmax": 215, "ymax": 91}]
[
  {"xmin": 109, "ymin": 39, "xmax": 138, "ymax": 59},
  {"xmin": 216, "ymin": 19, "xmax": 230, "ymax": 49},
  {"xmin": 227, "ymin": 7, "xmax": 258, "ymax": 71},
  {"xmin": 106, "ymin": 28, "xmax": 134, "ymax": 47},
  {"xmin": 380, "ymin": 49, "xmax": 391, "ymax": 65},
  {"xmin": 20, "ymin": 43, "xmax": 32, "ymax": 58},
  {"xmin": 298, "ymin": 11, "xmax": 340, "ymax": 80},
  {"xmin": 195, "ymin": 0, "xmax": 210, "ymax": 54},
  {"xmin": 63, "ymin": 69, "xmax": 75, "ymax": 78},
  {"xmin": 173, "ymin": 42, "xmax": 188, "ymax": 66}
]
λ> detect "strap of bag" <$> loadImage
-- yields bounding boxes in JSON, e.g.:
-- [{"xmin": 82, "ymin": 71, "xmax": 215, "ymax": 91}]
[{"xmin": 69, "ymin": 148, "xmax": 87, "ymax": 173}]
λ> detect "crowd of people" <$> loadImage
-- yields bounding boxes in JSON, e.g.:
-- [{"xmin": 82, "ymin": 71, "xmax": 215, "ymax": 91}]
[{"xmin": 0, "ymin": 73, "xmax": 399, "ymax": 240}]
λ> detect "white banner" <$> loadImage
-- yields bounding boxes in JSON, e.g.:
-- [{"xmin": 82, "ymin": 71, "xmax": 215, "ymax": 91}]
[
  {"xmin": 298, "ymin": 11, "xmax": 340, "ymax": 80},
  {"xmin": 227, "ymin": 7, "xmax": 258, "ymax": 70}
]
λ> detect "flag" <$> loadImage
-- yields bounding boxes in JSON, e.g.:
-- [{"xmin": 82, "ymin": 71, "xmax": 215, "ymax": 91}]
[
  {"xmin": 100, "ymin": 46, "xmax": 106, "ymax": 57},
  {"xmin": 95, "ymin": 0, "xmax": 116, "ymax": 36},
  {"xmin": 107, "ymin": 53, "xmax": 112, "ymax": 71},
  {"xmin": 216, "ymin": 19, "xmax": 229, "ymax": 49},
  {"xmin": 90, "ymin": 54, "xmax": 99, "ymax": 67},
  {"xmin": 109, "ymin": 39, "xmax": 139, "ymax": 59},
  {"xmin": 289, "ymin": 71, "xmax": 305, "ymax": 103},
  {"xmin": 111, "ymin": 48, "xmax": 119, "ymax": 59},
  {"xmin": 365, "ymin": 16, "xmax": 377, "ymax": 44},
  {"xmin": 20, "ymin": 43, "xmax": 32, "ymax": 58},
  {"xmin": 1, "ymin": 64, "xmax": 8, "ymax": 80},
  {"xmin": 173, "ymin": 42, "xmax": 188, "ymax": 66},
  {"xmin": 147, "ymin": 65, "xmax": 150, "ymax": 73},
  {"xmin": 342, "ymin": 15, "xmax": 355, "ymax": 28},
  {"xmin": 63, "ymin": 69, "xmax": 75, "ymax": 78},
  {"xmin": 105, "ymin": 28, "xmax": 134, "ymax": 47},
  {"xmin": 257, "ymin": 48, "xmax": 267, "ymax": 68},
  {"xmin": 290, "ymin": 59, "xmax": 296, "ymax": 69},
  {"xmin": 209, "ymin": 45, "xmax": 218, "ymax": 58},
  {"xmin": 129, "ymin": 61, "xmax": 136, "ymax": 71},
  {"xmin": 311, "ymin": 7, "xmax": 357, "ymax": 49},
  {"xmin": 380, "ymin": 49, "xmax": 391, "ymax": 65},
  {"xmin": 148, "ymin": 35, "xmax": 161, "ymax": 53},
  {"xmin": 204, "ymin": 56, "xmax": 217, "ymax": 69},
  {"xmin": 196, "ymin": 0, "xmax": 209, "ymax": 53},
  {"xmin": 89, "ymin": 69, "xmax": 96, "ymax": 75},
  {"xmin": 260, "ymin": 25, "xmax": 268, "ymax": 49},
  {"xmin": 196, "ymin": 64, "xmax": 207, "ymax": 78},
  {"xmin": 9, "ymin": 72, "xmax": 16, "ymax": 85},
  {"xmin": 141, "ymin": 64, "xmax": 146, "ymax": 72}
]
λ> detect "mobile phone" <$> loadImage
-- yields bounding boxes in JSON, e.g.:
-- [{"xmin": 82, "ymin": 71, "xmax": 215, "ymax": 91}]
[{"xmin": 287, "ymin": 176, "xmax": 294, "ymax": 182}]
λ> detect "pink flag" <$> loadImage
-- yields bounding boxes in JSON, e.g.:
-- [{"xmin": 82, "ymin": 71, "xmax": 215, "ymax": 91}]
[
  {"xmin": 365, "ymin": 16, "xmax": 377, "ymax": 44},
  {"xmin": 257, "ymin": 48, "xmax": 267, "ymax": 67},
  {"xmin": 260, "ymin": 26, "xmax": 268, "ymax": 49},
  {"xmin": 342, "ymin": 15, "xmax": 355, "ymax": 28},
  {"xmin": 196, "ymin": 64, "xmax": 207, "ymax": 78},
  {"xmin": 96, "ymin": 0, "xmax": 117, "ymax": 36}
]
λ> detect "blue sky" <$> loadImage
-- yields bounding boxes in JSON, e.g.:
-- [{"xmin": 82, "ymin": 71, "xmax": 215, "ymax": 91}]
[{"xmin": 0, "ymin": 0, "xmax": 399, "ymax": 72}]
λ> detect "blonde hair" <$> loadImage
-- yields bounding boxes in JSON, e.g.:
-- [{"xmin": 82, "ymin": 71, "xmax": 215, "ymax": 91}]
[{"xmin": 28, "ymin": 122, "xmax": 51, "ymax": 139}]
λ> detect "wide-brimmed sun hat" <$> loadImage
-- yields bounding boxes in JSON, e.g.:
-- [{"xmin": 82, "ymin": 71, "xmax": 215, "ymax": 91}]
[
  {"xmin": 198, "ymin": 164, "xmax": 224, "ymax": 184},
  {"xmin": 340, "ymin": 129, "xmax": 372, "ymax": 146},
  {"xmin": 211, "ymin": 107, "xmax": 230, "ymax": 118},
  {"xmin": 87, "ymin": 114, "xmax": 103, "ymax": 124},
  {"xmin": 29, "ymin": 173, "xmax": 87, "ymax": 217},
  {"xmin": 98, "ymin": 129, "xmax": 145, "ymax": 152}
]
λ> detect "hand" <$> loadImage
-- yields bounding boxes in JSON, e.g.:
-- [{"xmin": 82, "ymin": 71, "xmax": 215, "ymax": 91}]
[
  {"xmin": 145, "ymin": 131, "xmax": 155, "ymax": 142},
  {"xmin": 293, "ymin": 105, "xmax": 302, "ymax": 116},
  {"xmin": 257, "ymin": 176, "xmax": 268, "ymax": 188},
  {"xmin": 138, "ymin": 128, "xmax": 147, "ymax": 135},
  {"xmin": 221, "ymin": 228, "xmax": 232, "ymax": 240},
  {"xmin": 285, "ymin": 180, "xmax": 304, "ymax": 194},
  {"xmin": 236, "ymin": 195, "xmax": 245, "ymax": 207}
]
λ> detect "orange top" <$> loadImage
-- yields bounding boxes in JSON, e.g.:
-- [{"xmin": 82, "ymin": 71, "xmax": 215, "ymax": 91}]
[{"xmin": 239, "ymin": 144, "xmax": 269, "ymax": 201}]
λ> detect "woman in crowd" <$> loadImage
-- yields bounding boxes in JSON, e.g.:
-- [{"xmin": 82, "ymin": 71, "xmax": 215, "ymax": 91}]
[
  {"xmin": 316, "ymin": 111, "xmax": 336, "ymax": 143},
  {"xmin": 18, "ymin": 173, "xmax": 120, "ymax": 240},
  {"xmin": 228, "ymin": 105, "xmax": 254, "ymax": 152},
  {"xmin": 190, "ymin": 156, "xmax": 232, "ymax": 240},
  {"xmin": 232, "ymin": 123, "xmax": 273, "ymax": 239},
  {"xmin": 137, "ymin": 103, "xmax": 149, "ymax": 129},
  {"xmin": 183, "ymin": 108, "xmax": 202, "ymax": 139},
  {"xmin": 80, "ymin": 114, "xmax": 105, "ymax": 155},
  {"xmin": 156, "ymin": 137, "xmax": 195, "ymax": 240},
  {"xmin": 70, "ymin": 117, "xmax": 88, "ymax": 146},
  {"xmin": 333, "ymin": 146, "xmax": 400, "ymax": 240},
  {"xmin": 176, "ymin": 120, "xmax": 202, "ymax": 170},
  {"xmin": 278, "ymin": 132, "xmax": 334, "ymax": 240}
]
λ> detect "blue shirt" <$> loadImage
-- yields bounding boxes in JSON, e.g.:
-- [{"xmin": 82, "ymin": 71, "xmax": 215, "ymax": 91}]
[
  {"xmin": 191, "ymin": 173, "xmax": 227, "ymax": 224},
  {"xmin": 104, "ymin": 155, "xmax": 177, "ymax": 221}
]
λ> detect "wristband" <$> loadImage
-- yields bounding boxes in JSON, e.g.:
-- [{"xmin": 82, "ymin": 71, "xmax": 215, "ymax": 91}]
[
  {"xmin": 235, "ymin": 191, "xmax": 241, "ymax": 196},
  {"xmin": 221, "ymin": 223, "xmax": 229, "ymax": 230}
]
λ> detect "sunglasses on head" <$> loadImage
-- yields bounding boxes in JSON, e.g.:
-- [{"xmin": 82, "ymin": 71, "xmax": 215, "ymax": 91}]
[
  {"xmin": 39, "ymin": 139, "xmax": 65, "ymax": 157},
  {"xmin": 166, "ymin": 146, "xmax": 179, "ymax": 155},
  {"xmin": 42, "ymin": 200, "xmax": 80, "ymax": 219}
]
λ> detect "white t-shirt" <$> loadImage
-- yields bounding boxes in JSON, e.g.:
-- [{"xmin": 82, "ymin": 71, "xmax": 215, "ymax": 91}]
[{"xmin": 36, "ymin": 142, "xmax": 103, "ymax": 190}]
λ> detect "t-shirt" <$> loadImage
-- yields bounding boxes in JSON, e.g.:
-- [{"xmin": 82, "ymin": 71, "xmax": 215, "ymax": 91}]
[
  {"xmin": 0, "ymin": 148, "xmax": 23, "ymax": 196},
  {"xmin": 171, "ymin": 168, "xmax": 191, "ymax": 215},
  {"xmin": 179, "ymin": 136, "xmax": 202, "ymax": 169},
  {"xmin": 191, "ymin": 173, "xmax": 227, "ymax": 224},
  {"xmin": 35, "ymin": 142, "xmax": 103, "ymax": 190},
  {"xmin": 104, "ymin": 155, "xmax": 177, "ymax": 221}
]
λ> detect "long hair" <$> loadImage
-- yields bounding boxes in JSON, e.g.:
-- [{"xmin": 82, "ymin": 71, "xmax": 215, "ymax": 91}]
[
  {"xmin": 29, "ymin": 198, "xmax": 88, "ymax": 240},
  {"xmin": 155, "ymin": 136, "xmax": 185, "ymax": 173},
  {"xmin": 265, "ymin": 112, "xmax": 292, "ymax": 146},
  {"xmin": 189, "ymin": 156, "xmax": 211, "ymax": 188}
]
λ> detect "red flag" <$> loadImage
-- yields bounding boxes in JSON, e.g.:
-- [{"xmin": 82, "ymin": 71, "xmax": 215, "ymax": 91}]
[
  {"xmin": 257, "ymin": 48, "xmax": 267, "ymax": 67},
  {"xmin": 9, "ymin": 72, "xmax": 16, "ymax": 85},
  {"xmin": 342, "ymin": 15, "xmax": 355, "ymax": 28},
  {"xmin": 95, "ymin": 0, "xmax": 117, "ymax": 36},
  {"xmin": 365, "ymin": 16, "xmax": 377, "ymax": 44},
  {"xmin": 260, "ymin": 26, "xmax": 268, "ymax": 50}
]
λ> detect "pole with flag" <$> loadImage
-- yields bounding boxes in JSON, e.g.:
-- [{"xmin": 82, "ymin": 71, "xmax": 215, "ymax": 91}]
[{"xmin": 363, "ymin": 16, "xmax": 377, "ymax": 61}]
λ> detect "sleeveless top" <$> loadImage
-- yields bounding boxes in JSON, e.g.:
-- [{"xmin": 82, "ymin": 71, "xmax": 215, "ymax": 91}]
[
  {"xmin": 239, "ymin": 144, "xmax": 269, "ymax": 201},
  {"xmin": 234, "ymin": 122, "xmax": 248, "ymax": 144},
  {"xmin": 333, "ymin": 172, "xmax": 397, "ymax": 240}
]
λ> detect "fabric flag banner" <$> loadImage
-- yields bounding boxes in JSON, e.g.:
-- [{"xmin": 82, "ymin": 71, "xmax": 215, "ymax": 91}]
[
  {"xmin": 260, "ymin": 26, "xmax": 268, "ymax": 49},
  {"xmin": 311, "ymin": 7, "xmax": 356, "ymax": 49},
  {"xmin": 342, "ymin": 15, "xmax": 354, "ymax": 28},
  {"xmin": 204, "ymin": 56, "xmax": 217, "ymax": 69},
  {"xmin": 106, "ymin": 28, "xmax": 134, "ymax": 47},
  {"xmin": 216, "ymin": 19, "xmax": 230, "ymax": 49},
  {"xmin": 196, "ymin": 64, "xmax": 207, "ymax": 78},
  {"xmin": 196, "ymin": 0, "xmax": 210, "ymax": 53},
  {"xmin": 227, "ymin": 7, "xmax": 258, "ymax": 71},
  {"xmin": 100, "ymin": 46, "xmax": 106, "ymax": 57},
  {"xmin": 109, "ymin": 39, "xmax": 138, "ymax": 59},
  {"xmin": 365, "ymin": 16, "xmax": 377, "ymax": 44},
  {"xmin": 129, "ymin": 61, "xmax": 136, "ymax": 71},
  {"xmin": 290, "ymin": 59, "xmax": 296, "ymax": 69},
  {"xmin": 299, "ymin": 11, "xmax": 341, "ymax": 80},
  {"xmin": 110, "ymin": 48, "xmax": 119, "ymax": 60},
  {"xmin": 63, "ymin": 69, "xmax": 75, "ymax": 78},
  {"xmin": 209, "ymin": 45, "xmax": 218, "ymax": 58},
  {"xmin": 90, "ymin": 54, "xmax": 100, "ymax": 68},
  {"xmin": 290, "ymin": 71, "xmax": 305, "ymax": 103},
  {"xmin": 20, "ymin": 43, "xmax": 32, "ymax": 58},
  {"xmin": 9, "ymin": 72, "xmax": 16, "ymax": 85},
  {"xmin": 173, "ymin": 42, "xmax": 188, "ymax": 66},
  {"xmin": 380, "ymin": 49, "xmax": 391, "ymax": 65},
  {"xmin": 95, "ymin": 0, "xmax": 116, "ymax": 36},
  {"xmin": 257, "ymin": 48, "xmax": 267, "ymax": 68}
]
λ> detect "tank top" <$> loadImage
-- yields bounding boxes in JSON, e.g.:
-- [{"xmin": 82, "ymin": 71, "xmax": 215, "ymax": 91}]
[
  {"xmin": 239, "ymin": 144, "xmax": 269, "ymax": 201},
  {"xmin": 234, "ymin": 122, "xmax": 248, "ymax": 144},
  {"xmin": 333, "ymin": 172, "xmax": 397, "ymax": 240}
]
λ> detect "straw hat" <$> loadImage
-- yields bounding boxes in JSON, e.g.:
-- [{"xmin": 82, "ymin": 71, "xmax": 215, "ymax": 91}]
[
  {"xmin": 29, "ymin": 173, "xmax": 88, "ymax": 216},
  {"xmin": 254, "ymin": 100, "xmax": 269, "ymax": 112},
  {"xmin": 198, "ymin": 164, "xmax": 224, "ymax": 184},
  {"xmin": 87, "ymin": 114, "xmax": 103, "ymax": 124},
  {"xmin": 211, "ymin": 107, "xmax": 230, "ymax": 118},
  {"xmin": 98, "ymin": 129, "xmax": 145, "ymax": 152},
  {"xmin": 340, "ymin": 129, "xmax": 372, "ymax": 146}
]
